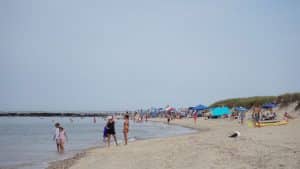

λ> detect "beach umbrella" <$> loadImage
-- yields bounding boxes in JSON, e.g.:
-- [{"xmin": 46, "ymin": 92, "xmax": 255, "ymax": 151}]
[
  {"xmin": 165, "ymin": 106, "xmax": 175, "ymax": 112},
  {"xmin": 191, "ymin": 104, "xmax": 208, "ymax": 111},
  {"xmin": 234, "ymin": 106, "xmax": 248, "ymax": 112},
  {"xmin": 262, "ymin": 103, "xmax": 276, "ymax": 109},
  {"xmin": 211, "ymin": 107, "xmax": 231, "ymax": 117}
]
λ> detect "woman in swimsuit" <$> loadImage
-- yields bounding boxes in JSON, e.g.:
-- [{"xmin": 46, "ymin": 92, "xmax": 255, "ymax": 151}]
[{"xmin": 123, "ymin": 114, "xmax": 130, "ymax": 145}]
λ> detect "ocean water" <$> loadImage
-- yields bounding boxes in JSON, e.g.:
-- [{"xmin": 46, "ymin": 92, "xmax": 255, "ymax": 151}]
[{"xmin": 0, "ymin": 117, "xmax": 194, "ymax": 169}]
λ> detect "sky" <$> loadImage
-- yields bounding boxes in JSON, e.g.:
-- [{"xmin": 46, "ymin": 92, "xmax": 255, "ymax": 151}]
[{"xmin": 0, "ymin": 0, "xmax": 299, "ymax": 111}]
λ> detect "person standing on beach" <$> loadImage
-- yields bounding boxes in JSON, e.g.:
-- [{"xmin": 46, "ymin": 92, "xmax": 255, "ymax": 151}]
[
  {"xmin": 106, "ymin": 116, "xmax": 118, "ymax": 147},
  {"xmin": 53, "ymin": 123, "xmax": 60, "ymax": 152},
  {"xmin": 167, "ymin": 111, "xmax": 171, "ymax": 125},
  {"xmin": 193, "ymin": 111, "xmax": 198, "ymax": 125},
  {"xmin": 252, "ymin": 106, "xmax": 261, "ymax": 127},
  {"xmin": 133, "ymin": 112, "xmax": 137, "ymax": 123},
  {"xmin": 58, "ymin": 126, "xmax": 68, "ymax": 153},
  {"xmin": 123, "ymin": 114, "xmax": 130, "ymax": 145},
  {"xmin": 240, "ymin": 111, "xmax": 245, "ymax": 125}
]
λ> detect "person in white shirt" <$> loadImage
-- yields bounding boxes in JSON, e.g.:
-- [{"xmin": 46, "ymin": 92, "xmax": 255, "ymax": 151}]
[{"xmin": 53, "ymin": 123, "xmax": 60, "ymax": 152}]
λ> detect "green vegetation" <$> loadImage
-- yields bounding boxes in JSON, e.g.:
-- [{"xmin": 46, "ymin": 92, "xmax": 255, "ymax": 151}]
[
  {"xmin": 210, "ymin": 96, "xmax": 276, "ymax": 108},
  {"xmin": 210, "ymin": 92, "xmax": 300, "ymax": 110},
  {"xmin": 276, "ymin": 93, "xmax": 300, "ymax": 110}
]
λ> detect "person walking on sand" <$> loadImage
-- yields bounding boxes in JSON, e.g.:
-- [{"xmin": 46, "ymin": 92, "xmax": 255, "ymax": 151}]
[
  {"xmin": 106, "ymin": 116, "xmax": 118, "ymax": 147},
  {"xmin": 193, "ymin": 111, "xmax": 198, "ymax": 125},
  {"xmin": 240, "ymin": 110, "xmax": 245, "ymax": 125},
  {"xmin": 53, "ymin": 123, "xmax": 60, "ymax": 152},
  {"xmin": 167, "ymin": 113, "xmax": 171, "ymax": 125},
  {"xmin": 123, "ymin": 114, "xmax": 130, "ymax": 145},
  {"xmin": 58, "ymin": 126, "xmax": 68, "ymax": 153},
  {"xmin": 133, "ymin": 112, "xmax": 137, "ymax": 123}
]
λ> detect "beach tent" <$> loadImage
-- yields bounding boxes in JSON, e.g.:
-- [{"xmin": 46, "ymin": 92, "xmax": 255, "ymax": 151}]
[
  {"xmin": 234, "ymin": 106, "xmax": 248, "ymax": 112},
  {"xmin": 211, "ymin": 107, "xmax": 231, "ymax": 117},
  {"xmin": 262, "ymin": 103, "xmax": 277, "ymax": 109},
  {"xmin": 191, "ymin": 104, "xmax": 208, "ymax": 111}
]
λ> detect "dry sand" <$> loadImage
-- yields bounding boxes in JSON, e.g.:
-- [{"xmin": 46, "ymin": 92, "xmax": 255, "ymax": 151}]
[{"xmin": 49, "ymin": 117, "xmax": 300, "ymax": 169}]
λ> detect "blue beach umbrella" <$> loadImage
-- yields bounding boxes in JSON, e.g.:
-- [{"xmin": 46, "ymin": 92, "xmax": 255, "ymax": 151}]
[
  {"xmin": 191, "ymin": 104, "xmax": 208, "ymax": 111},
  {"xmin": 262, "ymin": 103, "xmax": 276, "ymax": 109}
]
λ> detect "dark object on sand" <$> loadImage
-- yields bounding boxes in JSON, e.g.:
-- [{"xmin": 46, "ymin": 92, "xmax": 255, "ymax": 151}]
[{"xmin": 229, "ymin": 131, "xmax": 240, "ymax": 138}]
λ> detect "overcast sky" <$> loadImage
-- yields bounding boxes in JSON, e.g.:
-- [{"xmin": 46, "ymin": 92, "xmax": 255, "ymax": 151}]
[{"xmin": 1, "ymin": 0, "xmax": 299, "ymax": 111}]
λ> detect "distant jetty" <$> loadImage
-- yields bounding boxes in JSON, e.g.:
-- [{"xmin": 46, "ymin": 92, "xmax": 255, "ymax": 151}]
[{"xmin": 0, "ymin": 112, "xmax": 112, "ymax": 117}]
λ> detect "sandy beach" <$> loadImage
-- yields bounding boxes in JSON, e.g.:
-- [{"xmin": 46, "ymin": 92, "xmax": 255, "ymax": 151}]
[
  {"xmin": 3, "ymin": 1, "xmax": 299, "ymax": 169},
  {"xmin": 48, "ymin": 116, "xmax": 300, "ymax": 169}
]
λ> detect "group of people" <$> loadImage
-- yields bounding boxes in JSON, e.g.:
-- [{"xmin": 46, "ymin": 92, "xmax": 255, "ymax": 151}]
[
  {"xmin": 252, "ymin": 107, "xmax": 278, "ymax": 123},
  {"xmin": 53, "ymin": 123, "xmax": 68, "ymax": 153},
  {"xmin": 166, "ymin": 111, "xmax": 200, "ymax": 125},
  {"xmin": 261, "ymin": 111, "xmax": 277, "ymax": 121},
  {"xmin": 132, "ymin": 112, "xmax": 148, "ymax": 122},
  {"xmin": 53, "ymin": 114, "xmax": 130, "ymax": 152},
  {"xmin": 102, "ymin": 114, "xmax": 130, "ymax": 147}
]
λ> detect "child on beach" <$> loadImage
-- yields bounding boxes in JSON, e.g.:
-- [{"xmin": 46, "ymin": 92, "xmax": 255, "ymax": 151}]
[
  {"xmin": 58, "ymin": 126, "xmax": 68, "ymax": 153},
  {"xmin": 103, "ymin": 126, "xmax": 108, "ymax": 142},
  {"xmin": 123, "ymin": 114, "xmax": 130, "ymax": 145},
  {"xmin": 53, "ymin": 123, "xmax": 60, "ymax": 152},
  {"xmin": 284, "ymin": 112, "xmax": 294, "ymax": 121}
]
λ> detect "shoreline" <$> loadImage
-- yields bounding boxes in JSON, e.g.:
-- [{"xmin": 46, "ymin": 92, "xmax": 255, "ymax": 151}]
[
  {"xmin": 148, "ymin": 118, "xmax": 211, "ymax": 132},
  {"xmin": 46, "ymin": 118, "xmax": 200, "ymax": 169},
  {"xmin": 46, "ymin": 144, "xmax": 106, "ymax": 169}
]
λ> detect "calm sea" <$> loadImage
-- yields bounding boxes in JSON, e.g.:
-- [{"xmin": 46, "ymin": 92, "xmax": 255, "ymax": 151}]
[{"xmin": 0, "ymin": 116, "xmax": 194, "ymax": 169}]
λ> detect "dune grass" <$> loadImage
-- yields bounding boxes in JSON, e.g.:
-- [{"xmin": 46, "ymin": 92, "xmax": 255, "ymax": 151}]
[{"xmin": 210, "ymin": 92, "xmax": 300, "ymax": 110}]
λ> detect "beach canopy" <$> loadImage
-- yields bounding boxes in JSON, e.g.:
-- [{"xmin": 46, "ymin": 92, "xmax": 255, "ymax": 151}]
[
  {"xmin": 211, "ymin": 107, "xmax": 231, "ymax": 117},
  {"xmin": 234, "ymin": 106, "xmax": 248, "ymax": 112},
  {"xmin": 191, "ymin": 104, "xmax": 208, "ymax": 111},
  {"xmin": 262, "ymin": 103, "xmax": 277, "ymax": 109}
]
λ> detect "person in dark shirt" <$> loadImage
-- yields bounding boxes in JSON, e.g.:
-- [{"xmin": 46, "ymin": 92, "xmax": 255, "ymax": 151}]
[{"xmin": 106, "ymin": 116, "xmax": 118, "ymax": 147}]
